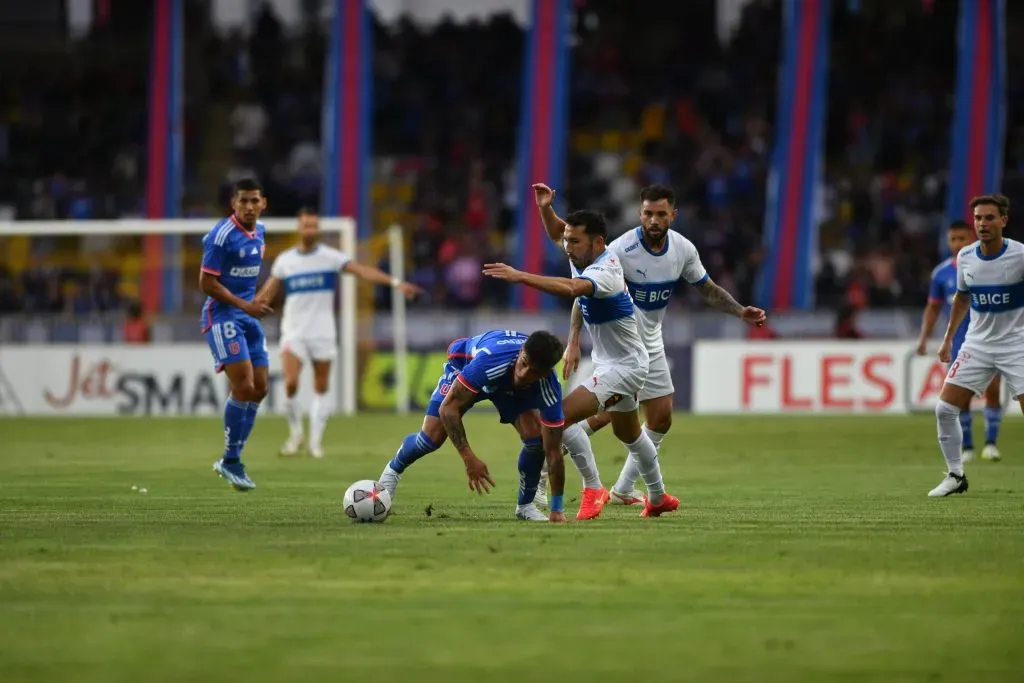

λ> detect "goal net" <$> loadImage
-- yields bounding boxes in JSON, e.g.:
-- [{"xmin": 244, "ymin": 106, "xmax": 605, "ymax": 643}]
[{"xmin": 0, "ymin": 218, "xmax": 410, "ymax": 417}]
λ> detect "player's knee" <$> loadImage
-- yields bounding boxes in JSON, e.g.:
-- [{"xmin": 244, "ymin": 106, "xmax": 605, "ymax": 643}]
[
  {"xmin": 935, "ymin": 399, "xmax": 960, "ymax": 421},
  {"xmin": 284, "ymin": 380, "xmax": 299, "ymax": 397},
  {"xmin": 231, "ymin": 380, "xmax": 256, "ymax": 402},
  {"xmin": 646, "ymin": 413, "xmax": 672, "ymax": 434},
  {"xmin": 521, "ymin": 436, "xmax": 543, "ymax": 453},
  {"xmin": 252, "ymin": 383, "xmax": 269, "ymax": 403}
]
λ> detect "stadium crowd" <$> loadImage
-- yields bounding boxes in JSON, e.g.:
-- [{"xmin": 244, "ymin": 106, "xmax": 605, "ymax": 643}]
[{"xmin": 2, "ymin": 0, "xmax": 1024, "ymax": 323}]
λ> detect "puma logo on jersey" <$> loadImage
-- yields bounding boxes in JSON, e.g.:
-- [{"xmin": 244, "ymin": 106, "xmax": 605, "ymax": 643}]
[{"xmin": 636, "ymin": 268, "xmax": 648, "ymax": 280}]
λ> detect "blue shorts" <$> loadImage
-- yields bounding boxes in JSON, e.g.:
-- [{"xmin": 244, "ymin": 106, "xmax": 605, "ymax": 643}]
[
  {"xmin": 204, "ymin": 315, "xmax": 268, "ymax": 372},
  {"xmin": 425, "ymin": 361, "xmax": 537, "ymax": 424}
]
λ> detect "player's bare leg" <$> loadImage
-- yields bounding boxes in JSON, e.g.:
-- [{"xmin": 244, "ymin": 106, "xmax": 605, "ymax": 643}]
[
  {"xmin": 214, "ymin": 360, "xmax": 261, "ymax": 490},
  {"xmin": 930, "ymin": 382, "xmax": 975, "ymax": 497},
  {"xmin": 981, "ymin": 376, "xmax": 1002, "ymax": 461},
  {"xmin": 378, "ymin": 414, "xmax": 447, "ymax": 498},
  {"xmin": 611, "ymin": 394, "xmax": 673, "ymax": 506},
  {"xmin": 560, "ymin": 386, "xmax": 608, "ymax": 519},
  {"xmin": 279, "ymin": 348, "xmax": 305, "ymax": 456},
  {"xmin": 608, "ymin": 409, "xmax": 678, "ymax": 517},
  {"xmin": 512, "ymin": 411, "xmax": 548, "ymax": 521},
  {"xmin": 307, "ymin": 359, "xmax": 333, "ymax": 459}
]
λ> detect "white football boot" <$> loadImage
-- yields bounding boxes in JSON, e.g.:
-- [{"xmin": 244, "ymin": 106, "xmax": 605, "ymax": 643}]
[
  {"xmin": 308, "ymin": 443, "xmax": 324, "ymax": 459},
  {"xmin": 608, "ymin": 488, "xmax": 646, "ymax": 506},
  {"xmin": 961, "ymin": 448, "xmax": 974, "ymax": 463},
  {"xmin": 279, "ymin": 434, "xmax": 304, "ymax": 457},
  {"xmin": 928, "ymin": 472, "xmax": 969, "ymax": 497},
  {"xmin": 981, "ymin": 444, "xmax": 1002, "ymax": 461},
  {"xmin": 515, "ymin": 504, "xmax": 548, "ymax": 521},
  {"xmin": 378, "ymin": 464, "xmax": 402, "ymax": 497},
  {"xmin": 534, "ymin": 473, "xmax": 548, "ymax": 508}
]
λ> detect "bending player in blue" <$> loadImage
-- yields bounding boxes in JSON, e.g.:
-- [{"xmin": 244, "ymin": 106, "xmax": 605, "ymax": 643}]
[
  {"xmin": 200, "ymin": 178, "xmax": 273, "ymax": 490},
  {"xmin": 377, "ymin": 330, "xmax": 569, "ymax": 522},
  {"xmin": 916, "ymin": 219, "xmax": 1002, "ymax": 462}
]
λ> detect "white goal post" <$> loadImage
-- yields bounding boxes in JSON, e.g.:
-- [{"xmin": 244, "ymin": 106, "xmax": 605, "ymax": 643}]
[{"xmin": 0, "ymin": 218, "xmax": 410, "ymax": 416}]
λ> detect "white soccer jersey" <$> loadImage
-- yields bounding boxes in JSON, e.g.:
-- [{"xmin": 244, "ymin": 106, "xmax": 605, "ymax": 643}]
[
  {"xmin": 956, "ymin": 239, "xmax": 1024, "ymax": 348},
  {"xmin": 570, "ymin": 250, "xmax": 649, "ymax": 368},
  {"xmin": 270, "ymin": 245, "xmax": 351, "ymax": 340},
  {"xmin": 606, "ymin": 227, "xmax": 707, "ymax": 358}
]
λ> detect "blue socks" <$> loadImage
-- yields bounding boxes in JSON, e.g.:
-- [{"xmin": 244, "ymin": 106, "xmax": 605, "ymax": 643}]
[
  {"xmin": 223, "ymin": 398, "xmax": 249, "ymax": 462},
  {"xmin": 984, "ymin": 406, "xmax": 1002, "ymax": 445},
  {"xmin": 517, "ymin": 437, "xmax": 544, "ymax": 506},
  {"xmin": 389, "ymin": 431, "xmax": 439, "ymax": 473},
  {"xmin": 240, "ymin": 401, "xmax": 260, "ymax": 451}
]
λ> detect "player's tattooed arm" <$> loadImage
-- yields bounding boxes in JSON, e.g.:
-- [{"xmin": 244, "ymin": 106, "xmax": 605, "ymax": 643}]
[
  {"xmin": 541, "ymin": 425, "xmax": 566, "ymax": 496},
  {"xmin": 567, "ymin": 298, "xmax": 584, "ymax": 345},
  {"xmin": 694, "ymin": 278, "xmax": 745, "ymax": 316},
  {"xmin": 440, "ymin": 381, "xmax": 495, "ymax": 494},
  {"xmin": 561, "ymin": 300, "xmax": 585, "ymax": 380}
]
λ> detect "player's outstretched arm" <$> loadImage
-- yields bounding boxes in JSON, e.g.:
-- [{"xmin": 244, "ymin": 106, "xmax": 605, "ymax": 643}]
[
  {"xmin": 482, "ymin": 263, "xmax": 594, "ymax": 299},
  {"xmin": 938, "ymin": 292, "xmax": 971, "ymax": 363},
  {"xmin": 199, "ymin": 271, "xmax": 271, "ymax": 319},
  {"xmin": 532, "ymin": 183, "xmax": 567, "ymax": 246},
  {"xmin": 694, "ymin": 277, "xmax": 766, "ymax": 326},
  {"xmin": 438, "ymin": 381, "xmax": 495, "ymax": 495},
  {"xmin": 343, "ymin": 262, "xmax": 423, "ymax": 300},
  {"xmin": 541, "ymin": 424, "xmax": 567, "ymax": 522},
  {"xmin": 562, "ymin": 299, "xmax": 585, "ymax": 381},
  {"xmin": 916, "ymin": 300, "xmax": 942, "ymax": 355}
]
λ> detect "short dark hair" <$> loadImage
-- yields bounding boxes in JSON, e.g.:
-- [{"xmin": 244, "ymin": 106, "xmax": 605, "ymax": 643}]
[
  {"xmin": 523, "ymin": 331, "xmax": 564, "ymax": 372},
  {"xmin": 949, "ymin": 220, "xmax": 971, "ymax": 230},
  {"xmin": 298, "ymin": 206, "xmax": 318, "ymax": 217},
  {"xmin": 969, "ymin": 193, "xmax": 1010, "ymax": 216},
  {"xmin": 563, "ymin": 210, "xmax": 607, "ymax": 239},
  {"xmin": 640, "ymin": 185, "xmax": 675, "ymax": 206},
  {"xmin": 233, "ymin": 178, "xmax": 264, "ymax": 195}
]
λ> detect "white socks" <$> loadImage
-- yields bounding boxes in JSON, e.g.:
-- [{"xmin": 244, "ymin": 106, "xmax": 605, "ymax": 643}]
[
  {"xmin": 936, "ymin": 400, "xmax": 964, "ymax": 475},
  {"xmin": 563, "ymin": 422, "xmax": 602, "ymax": 489},
  {"xmin": 309, "ymin": 393, "xmax": 331, "ymax": 448},
  {"xmin": 614, "ymin": 423, "xmax": 665, "ymax": 494},
  {"xmin": 627, "ymin": 431, "xmax": 665, "ymax": 504},
  {"xmin": 285, "ymin": 396, "xmax": 304, "ymax": 439},
  {"xmin": 581, "ymin": 421, "xmax": 596, "ymax": 437}
]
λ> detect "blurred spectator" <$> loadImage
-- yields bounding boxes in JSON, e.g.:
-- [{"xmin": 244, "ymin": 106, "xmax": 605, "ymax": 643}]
[{"xmin": 122, "ymin": 301, "xmax": 150, "ymax": 344}]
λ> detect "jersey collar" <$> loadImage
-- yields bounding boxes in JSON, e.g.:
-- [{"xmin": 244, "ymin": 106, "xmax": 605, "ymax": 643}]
[
  {"xmin": 635, "ymin": 227, "xmax": 670, "ymax": 256},
  {"xmin": 976, "ymin": 240, "xmax": 1008, "ymax": 261},
  {"xmin": 230, "ymin": 214, "xmax": 258, "ymax": 238}
]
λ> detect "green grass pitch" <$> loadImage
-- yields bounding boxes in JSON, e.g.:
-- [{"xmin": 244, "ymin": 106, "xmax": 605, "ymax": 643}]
[{"xmin": 1, "ymin": 413, "xmax": 1022, "ymax": 683}]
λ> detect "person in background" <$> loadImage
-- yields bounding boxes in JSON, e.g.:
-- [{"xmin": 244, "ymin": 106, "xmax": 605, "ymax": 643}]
[{"xmin": 122, "ymin": 301, "xmax": 150, "ymax": 344}]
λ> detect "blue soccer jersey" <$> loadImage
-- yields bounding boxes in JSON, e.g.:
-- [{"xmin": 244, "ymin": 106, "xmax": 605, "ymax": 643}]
[
  {"xmin": 929, "ymin": 256, "xmax": 969, "ymax": 355},
  {"xmin": 427, "ymin": 330, "xmax": 564, "ymax": 427},
  {"xmin": 199, "ymin": 215, "xmax": 268, "ymax": 372}
]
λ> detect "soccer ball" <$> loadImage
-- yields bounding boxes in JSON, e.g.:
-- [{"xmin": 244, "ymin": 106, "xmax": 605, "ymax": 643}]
[{"xmin": 343, "ymin": 479, "xmax": 392, "ymax": 523}]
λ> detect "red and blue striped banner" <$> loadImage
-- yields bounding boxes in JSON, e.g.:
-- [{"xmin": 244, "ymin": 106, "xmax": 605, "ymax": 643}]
[
  {"xmin": 755, "ymin": 0, "xmax": 830, "ymax": 312},
  {"xmin": 514, "ymin": 0, "xmax": 571, "ymax": 311},
  {"xmin": 143, "ymin": 0, "xmax": 184, "ymax": 313},
  {"xmin": 945, "ymin": 0, "xmax": 1006, "ymax": 227},
  {"xmin": 321, "ymin": 0, "xmax": 372, "ymax": 239}
]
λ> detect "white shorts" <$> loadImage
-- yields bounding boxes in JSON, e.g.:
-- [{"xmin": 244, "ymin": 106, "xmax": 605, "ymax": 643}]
[
  {"xmin": 638, "ymin": 353, "xmax": 674, "ymax": 402},
  {"xmin": 585, "ymin": 361, "xmax": 646, "ymax": 413},
  {"xmin": 280, "ymin": 337, "xmax": 337, "ymax": 363},
  {"xmin": 946, "ymin": 344, "xmax": 1024, "ymax": 398}
]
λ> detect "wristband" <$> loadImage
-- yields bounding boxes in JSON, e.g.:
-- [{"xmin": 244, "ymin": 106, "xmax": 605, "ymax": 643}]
[
  {"xmin": 390, "ymin": 277, "xmax": 402, "ymax": 288},
  {"xmin": 549, "ymin": 494, "xmax": 564, "ymax": 512}
]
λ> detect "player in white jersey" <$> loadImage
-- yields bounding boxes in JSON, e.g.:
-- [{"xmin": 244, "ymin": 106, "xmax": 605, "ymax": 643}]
[
  {"xmin": 256, "ymin": 208, "xmax": 422, "ymax": 458},
  {"xmin": 534, "ymin": 183, "xmax": 767, "ymax": 506},
  {"xmin": 484, "ymin": 209, "xmax": 679, "ymax": 519},
  {"xmin": 930, "ymin": 194, "xmax": 1024, "ymax": 497}
]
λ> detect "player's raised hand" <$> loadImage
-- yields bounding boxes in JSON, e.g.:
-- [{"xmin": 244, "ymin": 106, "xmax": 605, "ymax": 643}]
[
  {"xmin": 937, "ymin": 339, "xmax": 953, "ymax": 364},
  {"xmin": 243, "ymin": 300, "xmax": 273, "ymax": 319},
  {"xmin": 464, "ymin": 454, "xmax": 495, "ymax": 495},
  {"xmin": 482, "ymin": 263, "xmax": 524, "ymax": 283},
  {"xmin": 532, "ymin": 183, "xmax": 555, "ymax": 208},
  {"xmin": 561, "ymin": 342, "xmax": 581, "ymax": 381},
  {"xmin": 741, "ymin": 306, "xmax": 767, "ymax": 327}
]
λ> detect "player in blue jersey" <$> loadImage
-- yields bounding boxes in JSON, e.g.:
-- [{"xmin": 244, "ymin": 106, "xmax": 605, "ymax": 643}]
[
  {"xmin": 200, "ymin": 178, "xmax": 273, "ymax": 491},
  {"xmin": 377, "ymin": 330, "xmax": 569, "ymax": 522},
  {"xmin": 916, "ymin": 219, "xmax": 1002, "ymax": 463}
]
